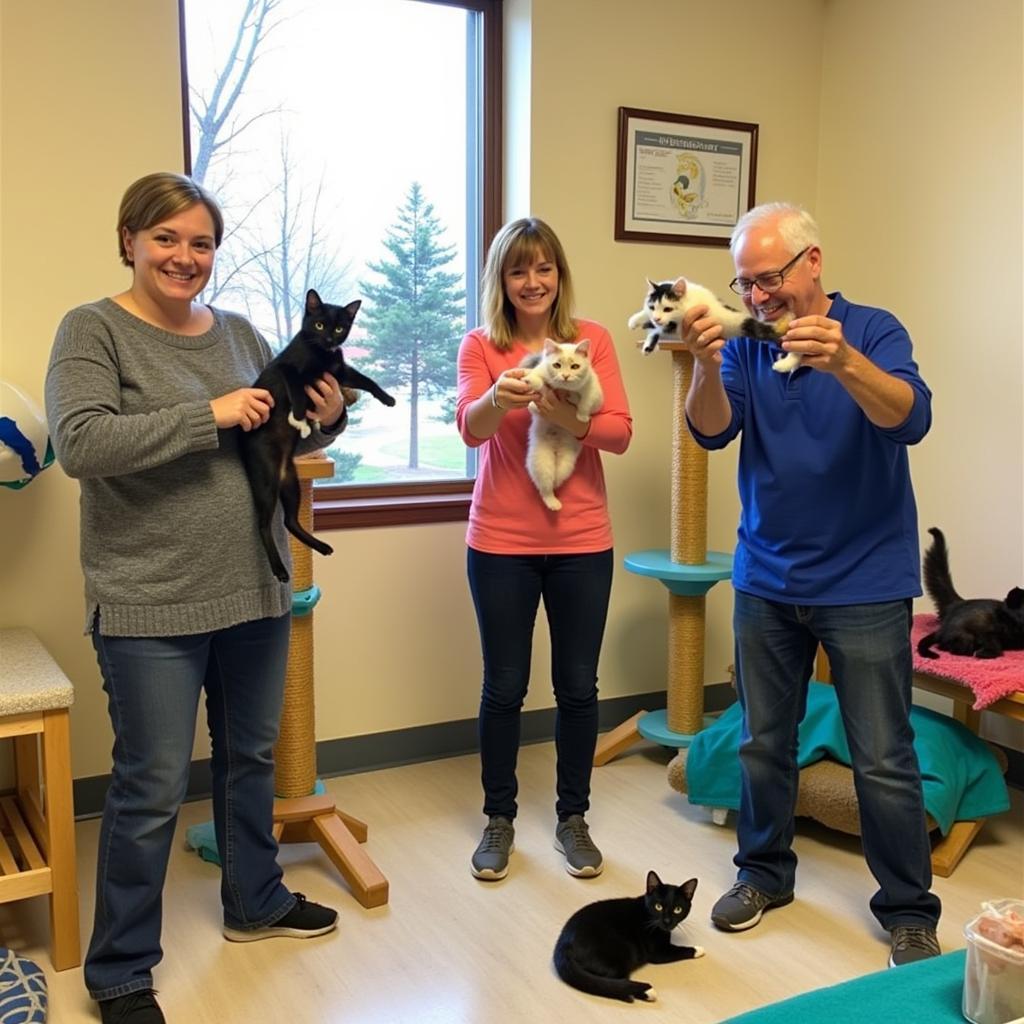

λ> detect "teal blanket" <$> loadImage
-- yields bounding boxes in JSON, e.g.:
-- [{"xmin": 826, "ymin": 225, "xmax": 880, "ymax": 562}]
[
  {"xmin": 719, "ymin": 950, "xmax": 966, "ymax": 1023},
  {"xmin": 686, "ymin": 682, "xmax": 1009, "ymax": 835}
]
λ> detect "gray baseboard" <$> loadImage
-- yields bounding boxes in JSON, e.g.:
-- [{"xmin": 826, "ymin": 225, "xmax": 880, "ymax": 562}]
[{"xmin": 71, "ymin": 681, "xmax": 1021, "ymax": 818}]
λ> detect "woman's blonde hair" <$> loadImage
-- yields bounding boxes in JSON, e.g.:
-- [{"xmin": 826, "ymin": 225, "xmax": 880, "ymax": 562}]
[
  {"xmin": 117, "ymin": 172, "xmax": 224, "ymax": 266},
  {"xmin": 480, "ymin": 217, "xmax": 576, "ymax": 350}
]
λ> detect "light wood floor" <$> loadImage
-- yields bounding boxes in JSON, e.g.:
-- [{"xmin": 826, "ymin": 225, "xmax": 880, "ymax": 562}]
[{"xmin": 7, "ymin": 741, "xmax": 1023, "ymax": 1023}]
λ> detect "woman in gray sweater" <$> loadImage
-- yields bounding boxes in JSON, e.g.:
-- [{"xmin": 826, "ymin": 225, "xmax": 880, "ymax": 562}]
[{"xmin": 46, "ymin": 172, "xmax": 346, "ymax": 1024}]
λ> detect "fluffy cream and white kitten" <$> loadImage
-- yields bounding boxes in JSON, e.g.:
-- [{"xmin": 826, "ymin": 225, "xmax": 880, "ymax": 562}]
[{"xmin": 518, "ymin": 339, "xmax": 603, "ymax": 511}]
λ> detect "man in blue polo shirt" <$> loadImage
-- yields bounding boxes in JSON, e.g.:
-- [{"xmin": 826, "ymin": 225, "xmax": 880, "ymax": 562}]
[{"xmin": 681, "ymin": 201, "xmax": 941, "ymax": 968}]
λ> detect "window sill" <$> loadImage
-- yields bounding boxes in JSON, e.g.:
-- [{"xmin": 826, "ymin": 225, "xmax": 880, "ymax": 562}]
[{"xmin": 314, "ymin": 486, "xmax": 472, "ymax": 530}]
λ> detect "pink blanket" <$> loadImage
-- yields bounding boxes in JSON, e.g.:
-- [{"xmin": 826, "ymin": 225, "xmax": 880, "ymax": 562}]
[{"xmin": 912, "ymin": 613, "xmax": 1024, "ymax": 710}]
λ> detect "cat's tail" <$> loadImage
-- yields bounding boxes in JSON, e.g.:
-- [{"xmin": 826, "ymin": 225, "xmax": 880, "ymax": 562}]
[
  {"xmin": 916, "ymin": 630, "xmax": 941, "ymax": 659},
  {"xmin": 922, "ymin": 526, "xmax": 963, "ymax": 618},
  {"xmin": 553, "ymin": 949, "xmax": 654, "ymax": 1003}
]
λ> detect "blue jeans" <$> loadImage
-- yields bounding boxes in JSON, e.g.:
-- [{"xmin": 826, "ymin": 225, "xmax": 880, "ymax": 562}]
[
  {"xmin": 467, "ymin": 548, "xmax": 613, "ymax": 821},
  {"xmin": 86, "ymin": 614, "xmax": 296, "ymax": 1000},
  {"xmin": 732, "ymin": 592, "xmax": 941, "ymax": 930}
]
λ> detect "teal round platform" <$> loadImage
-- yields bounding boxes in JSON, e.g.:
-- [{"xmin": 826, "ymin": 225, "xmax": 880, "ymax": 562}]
[
  {"xmin": 291, "ymin": 585, "xmax": 321, "ymax": 617},
  {"xmin": 637, "ymin": 708, "xmax": 718, "ymax": 748},
  {"xmin": 624, "ymin": 549, "xmax": 732, "ymax": 596}
]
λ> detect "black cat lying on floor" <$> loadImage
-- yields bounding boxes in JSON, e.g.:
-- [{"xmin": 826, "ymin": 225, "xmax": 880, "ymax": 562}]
[
  {"xmin": 553, "ymin": 871, "xmax": 703, "ymax": 1003},
  {"xmin": 917, "ymin": 526, "xmax": 1024, "ymax": 659},
  {"xmin": 239, "ymin": 289, "xmax": 395, "ymax": 582}
]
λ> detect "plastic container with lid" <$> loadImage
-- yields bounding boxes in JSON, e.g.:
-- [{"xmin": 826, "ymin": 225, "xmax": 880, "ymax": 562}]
[{"xmin": 963, "ymin": 898, "xmax": 1024, "ymax": 1024}]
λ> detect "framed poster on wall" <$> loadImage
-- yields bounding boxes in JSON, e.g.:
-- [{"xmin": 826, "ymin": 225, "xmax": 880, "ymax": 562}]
[{"xmin": 615, "ymin": 108, "xmax": 758, "ymax": 247}]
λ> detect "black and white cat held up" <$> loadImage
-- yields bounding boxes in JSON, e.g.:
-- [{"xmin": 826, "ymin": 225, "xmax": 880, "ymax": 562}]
[
  {"xmin": 238, "ymin": 289, "xmax": 395, "ymax": 582},
  {"xmin": 517, "ymin": 338, "xmax": 603, "ymax": 511},
  {"xmin": 628, "ymin": 276, "xmax": 797, "ymax": 371},
  {"xmin": 553, "ymin": 871, "xmax": 703, "ymax": 1003}
]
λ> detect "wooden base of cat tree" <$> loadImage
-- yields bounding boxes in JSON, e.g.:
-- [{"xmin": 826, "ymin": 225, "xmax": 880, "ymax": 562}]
[
  {"xmin": 272, "ymin": 454, "xmax": 388, "ymax": 909},
  {"xmin": 594, "ymin": 344, "xmax": 729, "ymax": 765}
]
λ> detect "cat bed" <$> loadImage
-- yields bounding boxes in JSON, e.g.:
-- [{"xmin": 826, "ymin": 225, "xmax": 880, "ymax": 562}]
[
  {"xmin": 670, "ymin": 682, "xmax": 1009, "ymax": 836},
  {"xmin": 718, "ymin": 949, "xmax": 966, "ymax": 1024},
  {"xmin": 0, "ymin": 947, "xmax": 47, "ymax": 1022},
  {"xmin": 913, "ymin": 613, "xmax": 1024, "ymax": 710}
]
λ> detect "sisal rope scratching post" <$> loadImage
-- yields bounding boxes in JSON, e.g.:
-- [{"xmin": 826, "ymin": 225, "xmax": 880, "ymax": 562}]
[
  {"xmin": 593, "ymin": 344, "xmax": 731, "ymax": 765},
  {"xmin": 274, "ymin": 477, "xmax": 317, "ymax": 798},
  {"xmin": 668, "ymin": 350, "xmax": 708, "ymax": 735},
  {"xmin": 271, "ymin": 454, "xmax": 389, "ymax": 908}
]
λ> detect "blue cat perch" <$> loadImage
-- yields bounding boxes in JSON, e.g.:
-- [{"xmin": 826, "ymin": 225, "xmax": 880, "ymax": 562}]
[
  {"xmin": 594, "ymin": 343, "xmax": 731, "ymax": 763},
  {"xmin": 187, "ymin": 454, "xmax": 388, "ymax": 908}
]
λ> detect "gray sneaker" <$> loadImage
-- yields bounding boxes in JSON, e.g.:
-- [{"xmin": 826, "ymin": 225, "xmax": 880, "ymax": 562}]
[
  {"xmin": 710, "ymin": 881, "xmax": 794, "ymax": 931},
  {"xmin": 553, "ymin": 815, "xmax": 603, "ymax": 877},
  {"xmin": 471, "ymin": 816, "xmax": 515, "ymax": 880}
]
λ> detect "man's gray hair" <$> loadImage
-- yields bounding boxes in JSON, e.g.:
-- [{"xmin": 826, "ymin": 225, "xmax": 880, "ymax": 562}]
[{"xmin": 730, "ymin": 202, "xmax": 821, "ymax": 256}]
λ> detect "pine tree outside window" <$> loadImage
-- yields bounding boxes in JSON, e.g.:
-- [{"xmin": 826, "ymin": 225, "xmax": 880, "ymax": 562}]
[{"xmin": 179, "ymin": 0, "xmax": 502, "ymax": 528}]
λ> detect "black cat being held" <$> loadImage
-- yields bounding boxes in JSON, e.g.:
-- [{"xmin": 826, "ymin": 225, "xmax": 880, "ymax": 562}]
[
  {"xmin": 553, "ymin": 871, "xmax": 703, "ymax": 1003},
  {"xmin": 239, "ymin": 288, "xmax": 395, "ymax": 582},
  {"xmin": 917, "ymin": 526, "xmax": 1024, "ymax": 659}
]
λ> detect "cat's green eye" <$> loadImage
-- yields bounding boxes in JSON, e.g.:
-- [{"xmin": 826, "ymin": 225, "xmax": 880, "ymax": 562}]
[
  {"xmin": 314, "ymin": 322, "xmax": 325, "ymax": 330},
  {"xmin": 654, "ymin": 902, "xmax": 662, "ymax": 911},
  {"xmin": 674, "ymin": 906, "xmax": 682, "ymax": 913},
  {"xmin": 334, "ymin": 326, "xmax": 344, "ymax": 334}
]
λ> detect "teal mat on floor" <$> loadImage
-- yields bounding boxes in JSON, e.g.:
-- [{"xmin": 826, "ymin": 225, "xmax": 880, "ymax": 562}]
[{"xmin": 719, "ymin": 950, "xmax": 966, "ymax": 1023}]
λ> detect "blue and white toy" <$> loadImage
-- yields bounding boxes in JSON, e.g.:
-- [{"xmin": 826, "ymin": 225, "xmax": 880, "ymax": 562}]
[{"xmin": 0, "ymin": 381, "xmax": 54, "ymax": 490}]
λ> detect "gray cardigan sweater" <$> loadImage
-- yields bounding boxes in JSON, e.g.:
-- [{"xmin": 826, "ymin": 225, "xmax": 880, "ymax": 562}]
[{"xmin": 45, "ymin": 299, "xmax": 345, "ymax": 637}]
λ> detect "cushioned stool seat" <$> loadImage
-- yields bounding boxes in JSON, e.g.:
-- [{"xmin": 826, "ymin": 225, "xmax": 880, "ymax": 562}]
[{"xmin": 0, "ymin": 628, "xmax": 81, "ymax": 970}]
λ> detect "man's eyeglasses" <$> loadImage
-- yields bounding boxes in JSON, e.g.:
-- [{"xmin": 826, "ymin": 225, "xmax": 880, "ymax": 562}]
[{"xmin": 729, "ymin": 247, "xmax": 809, "ymax": 296}]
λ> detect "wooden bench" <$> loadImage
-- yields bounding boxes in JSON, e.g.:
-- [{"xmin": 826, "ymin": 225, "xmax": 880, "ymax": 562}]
[{"xmin": 0, "ymin": 628, "xmax": 81, "ymax": 969}]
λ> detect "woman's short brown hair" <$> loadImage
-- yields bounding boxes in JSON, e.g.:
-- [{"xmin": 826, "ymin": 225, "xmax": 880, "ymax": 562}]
[{"xmin": 117, "ymin": 172, "xmax": 224, "ymax": 266}]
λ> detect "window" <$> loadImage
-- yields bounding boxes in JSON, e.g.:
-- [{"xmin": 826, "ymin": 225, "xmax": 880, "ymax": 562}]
[{"xmin": 179, "ymin": 0, "xmax": 502, "ymax": 528}]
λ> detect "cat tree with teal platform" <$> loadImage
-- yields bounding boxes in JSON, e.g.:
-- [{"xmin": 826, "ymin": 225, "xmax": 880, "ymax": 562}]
[{"xmin": 594, "ymin": 341, "xmax": 731, "ymax": 763}]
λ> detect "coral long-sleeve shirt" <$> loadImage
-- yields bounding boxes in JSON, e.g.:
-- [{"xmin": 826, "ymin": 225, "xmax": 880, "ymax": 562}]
[{"xmin": 456, "ymin": 319, "xmax": 632, "ymax": 554}]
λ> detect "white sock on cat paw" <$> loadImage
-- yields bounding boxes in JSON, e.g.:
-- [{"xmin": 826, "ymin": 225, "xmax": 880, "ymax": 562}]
[
  {"xmin": 642, "ymin": 988, "xmax": 658, "ymax": 1002},
  {"xmin": 287, "ymin": 411, "xmax": 312, "ymax": 438},
  {"xmin": 693, "ymin": 945, "xmax": 706, "ymax": 958}
]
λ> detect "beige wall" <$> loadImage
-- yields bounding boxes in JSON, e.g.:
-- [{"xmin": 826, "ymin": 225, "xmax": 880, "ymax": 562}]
[{"xmin": 0, "ymin": 0, "xmax": 1020, "ymax": 781}]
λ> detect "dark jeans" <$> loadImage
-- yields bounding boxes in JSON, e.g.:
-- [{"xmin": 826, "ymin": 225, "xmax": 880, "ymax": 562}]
[
  {"xmin": 86, "ymin": 614, "xmax": 296, "ymax": 1000},
  {"xmin": 467, "ymin": 547, "xmax": 613, "ymax": 821},
  {"xmin": 732, "ymin": 591, "xmax": 941, "ymax": 930}
]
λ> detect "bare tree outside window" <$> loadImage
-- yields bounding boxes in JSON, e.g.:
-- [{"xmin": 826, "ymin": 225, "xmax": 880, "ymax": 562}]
[{"xmin": 180, "ymin": 0, "xmax": 498, "ymax": 500}]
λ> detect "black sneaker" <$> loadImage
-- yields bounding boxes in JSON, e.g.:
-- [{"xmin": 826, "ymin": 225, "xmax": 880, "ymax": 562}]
[
  {"xmin": 99, "ymin": 990, "xmax": 165, "ymax": 1024},
  {"xmin": 222, "ymin": 893, "xmax": 338, "ymax": 942},
  {"xmin": 710, "ymin": 881, "xmax": 794, "ymax": 931},
  {"xmin": 888, "ymin": 925, "xmax": 941, "ymax": 967}
]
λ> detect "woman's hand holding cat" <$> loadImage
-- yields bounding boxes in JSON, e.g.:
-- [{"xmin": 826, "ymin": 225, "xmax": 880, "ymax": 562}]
[
  {"xmin": 532, "ymin": 387, "xmax": 589, "ymax": 438},
  {"xmin": 493, "ymin": 368, "xmax": 539, "ymax": 411},
  {"xmin": 304, "ymin": 371, "xmax": 345, "ymax": 429},
  {"xmin": 680, "ymin": 305, "xmax": 726, "ymax": 365},
  {"xmin": 210, "ymin": 388, "xmax": 274, "ymax": 431}
]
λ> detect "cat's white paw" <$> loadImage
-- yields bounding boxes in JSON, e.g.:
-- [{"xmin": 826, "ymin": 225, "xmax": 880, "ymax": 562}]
[
  {"xmin": 771, "ymin": 353, "xmax": 801, "ymax": 373},
  {"xmin": 642, "ymin": 337, "xmax": 659, "ymax": 354},
  {"xmin": 642, "ymin": 987, "xmax": 658, "ymax": 1002},
  {"xmin": 542, "ymin": 495, "xmax": 562, "ymax": 511},
  {"xmin": 693, "ymin": 945, "xmax": 706, "ymax": 958},
  {"xmin": 288, "ymin": 411, "xmax": 312, "ymax": 437},
  {"xmin": 575, "ymin": 412, "xmax": 590, "ymax": 423}
]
